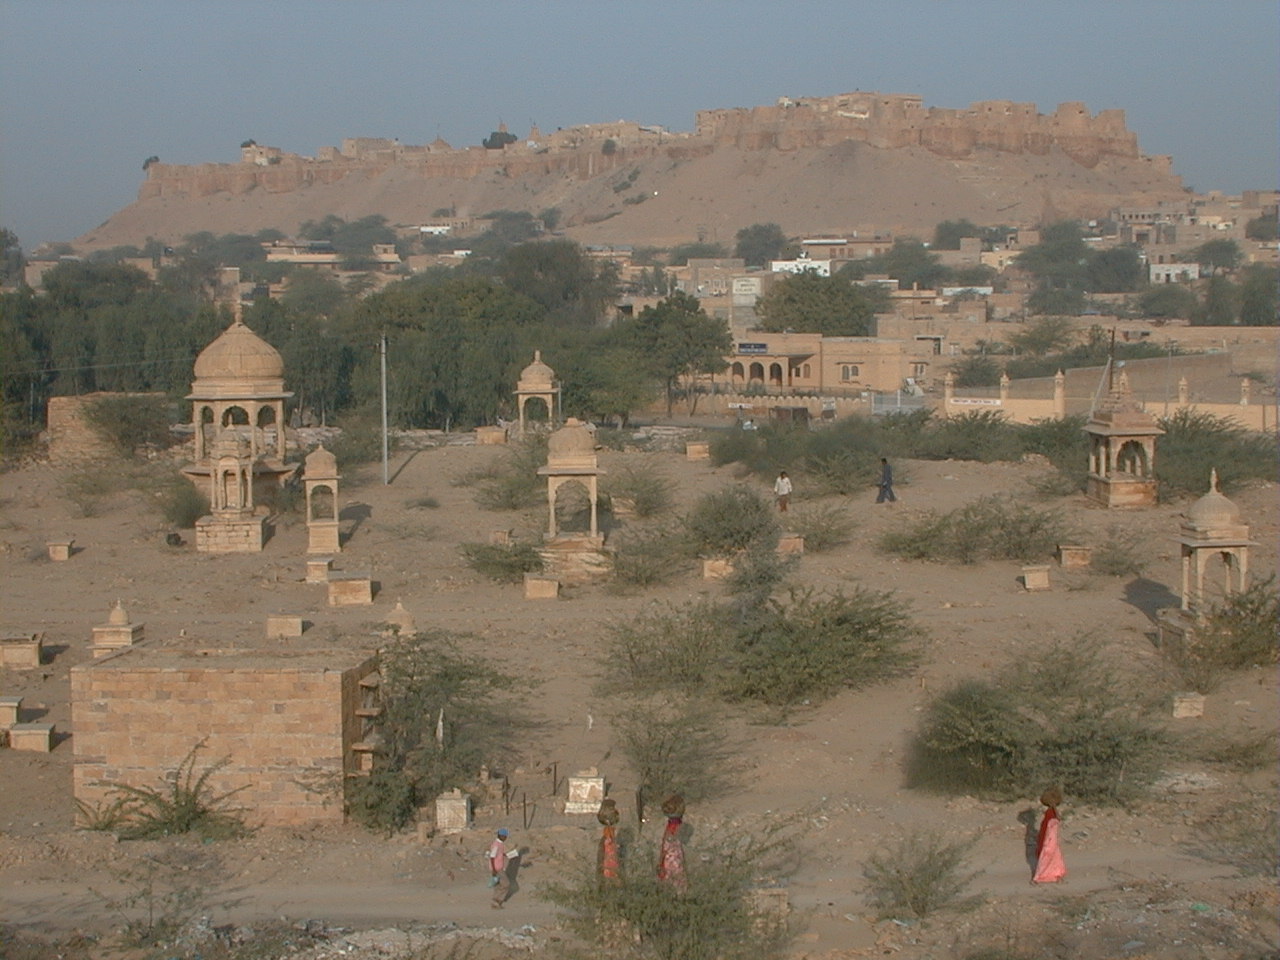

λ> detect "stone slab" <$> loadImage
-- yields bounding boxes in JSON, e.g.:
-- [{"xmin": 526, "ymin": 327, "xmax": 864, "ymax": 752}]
[
  {"xmin": 565, "ymin": 770, "xmax": 605, "ymax": 814},
  {"xmin": 434, "ymin": 789, "xmax": 471, "ymax": 834},
  {"xmin": 328, "ymin": 576, "xmax": 373, "ymax": 606},
  {"xmin": 0, "ymin": 696, "xmax": 22, "ymax": 727},
  {"xmin": 524, "ymin": 575, "xmax": 560, "ymax": 600},
  {"xmin": 1172, "ymin": 693, "xmax": 1206, "ymax": 719},
  {"xmin": 1021, "ymin": 565, "xmax": 1051, "ymax": 591},
  {"xmin": 702, "ymin": 558, "xmax": 734, "ymax": 581},
  {"xmin": 8, "ymin": 722, "xmax": 54, "ymax": 752},
  {"xmin": 777, "ymin": 534, "xmax": 805, "ymax": 555},
  {"xmin": 306, "ymin": 557, "xmax": 335, "ymax": 583},
  {"xmin": 46, "ymin": 540, "xmax": 74, "ymax": 562},
  {"xmin": 0, "ymin": 634, "xmax": 43, "ymax": 668},
  {"xmin": 685, "ymin": 442, "xmax": 711, "ymax": 462},
  {"xmin": 266, "ymin": 614, "xmax": 306, "ymax": 638},
  {"xmin": 307, "ymin": 522, "xmax": 341, "ymax": 555},
  {"xmin": 1056, "ymin": 544, "xmax": 1092, "ymax": 569},
  {"xmin": 475, "ymin": 425, "xmax": 508, "ymax": 445}
]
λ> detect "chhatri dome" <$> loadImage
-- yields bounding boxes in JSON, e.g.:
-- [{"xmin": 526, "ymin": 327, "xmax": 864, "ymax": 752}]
[
  {"xmin": 518, "ymin": 350, "xmax": 556, "ymax": 389},
  {"xmin": 1184, "ymin": 469, "xmax": 1244, "ymax": 532},
  {"xmin": 192, "ymin": 319, "xmax": 286, "ymax": 394},
  {"xmin": 547, "ymin": 417, "xmax": 596, "ymax": 462}
]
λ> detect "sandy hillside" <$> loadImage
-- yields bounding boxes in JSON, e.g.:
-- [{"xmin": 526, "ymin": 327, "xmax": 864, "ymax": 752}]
[{"xmin": 0, "ymin": 436, "xmax": 1276, "ymax": 959}]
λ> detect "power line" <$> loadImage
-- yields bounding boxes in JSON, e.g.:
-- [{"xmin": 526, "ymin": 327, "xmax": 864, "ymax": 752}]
[{"xmin": 2, "ymin": 350, "xmax": 199, "ymax": 378}]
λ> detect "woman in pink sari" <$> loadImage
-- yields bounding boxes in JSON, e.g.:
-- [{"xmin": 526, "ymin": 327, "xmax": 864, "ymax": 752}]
[
  {"xmin": 1032, "ymin": 786, "xmax": 1067, "ymax": 884},
  {"xmin": 656, "ymin": 794, "xmax": 687, "ymax": 891},
  {"xmin": 597, "ymin": 798, "xmax": 621, "ymax": 883}
]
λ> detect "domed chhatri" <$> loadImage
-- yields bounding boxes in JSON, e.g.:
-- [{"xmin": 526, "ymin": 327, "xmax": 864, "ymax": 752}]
[
  {"xmin": 1184, "ymin": 469, "xmax": 1243, "ymax": 532},
  {"xmin": 192, "ymin": 319, "xmax": 286, "ymax": 389},
  {"xmin": 1083, "ymin": 369, "xmax": 1163, "ymax": 509},
  {"xmin": 537, "ymin": 417, "xmax": 603, "ymax": 539},
  {"xmin": 514, "ymin": 350, "xmax": 561, "ymax": 435}
]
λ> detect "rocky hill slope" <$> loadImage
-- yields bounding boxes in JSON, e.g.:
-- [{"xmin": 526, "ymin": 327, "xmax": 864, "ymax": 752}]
[{"xmin": 76, "ymin": 91, "xmax": 1188, "ymax": 249}]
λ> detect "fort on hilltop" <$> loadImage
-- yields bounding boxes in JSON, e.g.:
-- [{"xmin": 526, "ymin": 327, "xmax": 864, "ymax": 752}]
[{"xmin": 139, "ymin": 91, "xmax": 1174, "ymax": 202}]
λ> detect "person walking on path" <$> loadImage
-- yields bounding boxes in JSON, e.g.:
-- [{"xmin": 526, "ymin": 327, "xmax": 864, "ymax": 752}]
[
  {"xmin": 1032, "ymin": 787, "xmax": 1067, "ymax": 884},
  {"xmin": 774, "ymin": 471, "xmax": 793, "ymax": 513},
  {"xmin": 488, "ymin": 827, "xmax": 518, "ymax": 907},
  {"xmin": 876, "ymin": 458, "xmax": 897, "ymax": 504}
]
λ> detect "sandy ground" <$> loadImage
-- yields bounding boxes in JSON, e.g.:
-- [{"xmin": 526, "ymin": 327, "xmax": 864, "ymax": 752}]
[{"xmin": 0, "ymin": 436, "xmax": 1276, "ymax": 958}]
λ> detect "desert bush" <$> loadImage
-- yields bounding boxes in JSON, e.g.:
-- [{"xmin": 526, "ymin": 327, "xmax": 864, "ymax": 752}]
[
  {"xmin": 919, "ymin": 410, "xmax": 1022, "ymax": 463},
  {"xmin": 107, "ymin": 740, "xmax": 249, "ymax": 841},
  {"xmin": 685, "ymin": 485, "xmax": 779, "ymax": 556},
  {"xmin": 724, "ymin": 545, "xmax": 795, "ymax": 608},
  {"xmin": 1194, "ymin": 577, "xmax": 1280, "ymax": 669},
  {"xmin": 353, "ymin": 630, "xmax": 526, "ymax": 833},
  {"xmin": 1156, "ymin": 410, "xmax": 1278, "ymax": 498},
  {"xmin": 472, "ymin": 436, "xmax": 547, "ymax": 510},
  {"xmin": 84, "ymin": 393, "xmax": 174, "ymax": 456},
  {"xmin": 344, "ymin": 766, "xmax": 417, "ymax": 837},
  {"xmin": 600, "ymin": 600, "xmax": 734, "ymax": 697},
  {"xmin": 1190, "ymin": 791, "xmax": 1279, "ymax": 877},
  {"xmin": 74, "ymin": 796, "xmax": 132, "ymax": 833},
  {"xmin": 785, "ymin": 501, "xmax": 857, "ymax": 552},
  {"xmin": 1180, "ymin": 730, "xmax": 1277, "ymax": 772},
  {"xmin": 158, "ymin": 477, "xmax": 209, "ymax": 528},
  {"xmin": 1018, "ymin": 415, "xmax": 1089, "ymax": 472},
  {"xmin": 541, "ymin": 819, "xmax": 798, "ymax": 960},
  {"xmin": 709, "ymin": 425, "xmax": 767, "ymax": 470},
  {"xmin": 609, "ymin": 524, "xmax": 693, "ymax": 587},
  {"xmin": 605, "ymin": 462, "xmax": 675, "ymax": 518},
  {"xmin": 880, "ymin": 496, "xmax": 1069, "ymax": 564},
  {"xmin": 1090, "ymin": 526, "xmax": 1148, "ymax": 577},
  {"xmin": 861, "ymin": 830, "xmax": 983, "ymax": 919},
  {"xmin": 723, "ymin": 587, "xmax": 920, "ymax": 709},
  {"xmin": 405, "ymin": 494, "xmax": 439, "ymax": 509},
  {"xmin": 909, "ymin": 641, "xmax": 1165, "ymax": 805},
  {"xmin": 611, "ymin": 697, "xmax": 740, "ymax": 804},
  {"xmin": 460, "ymin": 540, "xmax": 543, "ymax": 582},
  {"xmin": 327, "ymin": 409, "xmax": 394, "ymax": 466},
  {"xmin": 1025, "ymin": 469, "xmax": 1085, "ymax": 500},
  {"xmin": 62, "ymin": 466, "xmax": 128, "ymax": 517}
]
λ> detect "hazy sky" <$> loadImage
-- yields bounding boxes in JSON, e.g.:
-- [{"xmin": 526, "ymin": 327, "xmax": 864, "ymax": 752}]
[{"xmin": 2, "ymin": 0, "xmax": 1277, "ymax": 248}]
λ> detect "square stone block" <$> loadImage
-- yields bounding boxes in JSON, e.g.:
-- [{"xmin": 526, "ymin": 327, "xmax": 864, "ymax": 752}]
[
  {"xmin": 434, "ymin": 789, "xmax": 471, "ymax": 834},
  {"xmin": 8, "ymin": 722, "xmax": 54, "ymax": 752},
  {"xmin": 524, "ymin": 574, "xmax": 560, "ymax": 600},
  {"xmin": 565, "ymin": 769, "xmax": 605, "ymax": 814},
  {"xmin": 307, "ymin": 522, "xmax": 341, "ymax": 555},
  {"xmin": 702, "ymin": 558, "xmax": 734, "ymax": 581},
  {"xmin": 195, "ymin": 514, "xmax": 267, "ymax": 553},
  {"xmin": 266, "ymin": 615, "xmax": 306, "ymax": 638},
  {"xmin": 0, "ymin": 696, "xmax": 22, "ymax": 727},
  {"xmin": 306, "ymin": 557, "xmax": 334, "ymax": 583},
  {"xmin": 777, "ymin": 534, "xmax": 805, "ymax": 555},
  {"xmin": 475, "ymin": 425, "xmax": 508, "ymax": 445},
  {"xmin": 46, "ymin": 540, "xmax": 74, "ymax": 562},
  {"xmin": 1056, "ymin": 544, "xmax": 1092, "ymax": 569},
  {"xmin": 685, "ymin": 442, "xmax": 710, "ymax": 462},
  {"xmin": 1172, "ymin": 693, "xmax": 1206, "ymax": 719},
  {"xmin": 489, "ymin": 530, "xmax": 513, "ymax": 546},
  {"xmin": 328, "ymin": 575, "xmax": 373, "ymax": 606},
  {"xmin": 0, "ymin": 634, "xmax": 43, "ymax": 668},
  {"xmin": 1021, "ymin": 565, "xmax": 1051, "ymax": 591}
]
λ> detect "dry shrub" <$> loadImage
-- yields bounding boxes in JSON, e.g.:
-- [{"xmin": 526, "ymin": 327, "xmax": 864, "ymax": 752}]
[
  {"xmin": 1090, "ymin": 526, "xmax": 1148, "ymax": 578},
  {"xmin": 879, "ymin": 496, "xmax": 1070, "ymax": 564},
  {"xmin": 861, "ymin": 830, "xmax": 984, "ymax": 919},
  {"xmin": 785, "ymin": 501, "xmax": 857, "ymax": 552},
  {"xmin": 909, "ymin": 641, "xmax": 1165, "ymax": 805},
  {"xmin": 611, "ymin": 696, "xmax": 740, "ymax": 803},
  {"xmin": 1190, "ymin": 791, "xmax": 1279, "ymax": 877},
  {"xmin": 600, "ymin": 600, "xmax": 733, "ymax": 697},
  {"xmin": 460, "ymin": 540, "xmax": 543, "ymax": 582},
  {"xmin": 605, "ymin": 462, "xmax": 675, "ymax": 518},
  {"xmin": 685, "ymin": 484, "xmax": 779, "ymax": 556},
  {"xmin": 609, "ymin": 523, "xmax": 693, "ymax": 588}
]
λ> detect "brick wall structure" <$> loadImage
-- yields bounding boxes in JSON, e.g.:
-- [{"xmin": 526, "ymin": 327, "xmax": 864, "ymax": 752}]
[{"xmin": 71, "ymin": 644, "xmax": 378, "ymax": 826}]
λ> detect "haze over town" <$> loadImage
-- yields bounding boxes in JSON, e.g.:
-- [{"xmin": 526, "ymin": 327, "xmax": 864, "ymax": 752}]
[{"xmin": 1, "ymin": 0, "xmax": 1278, "ymax": 247}]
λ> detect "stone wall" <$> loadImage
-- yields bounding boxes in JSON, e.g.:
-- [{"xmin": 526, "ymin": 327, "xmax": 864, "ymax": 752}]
[
  {"xmin": 71, "ymin": 645, "xmax": 378, "ymax": 826},
  {"xmin": 46, "ymin": 392, "xmax": 166, "ymax": 463}
]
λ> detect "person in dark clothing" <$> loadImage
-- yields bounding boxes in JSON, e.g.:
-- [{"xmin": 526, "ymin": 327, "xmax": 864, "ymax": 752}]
[{"xmin": 876, "ymin": 458, "xmax": 896, "ymax": 503}]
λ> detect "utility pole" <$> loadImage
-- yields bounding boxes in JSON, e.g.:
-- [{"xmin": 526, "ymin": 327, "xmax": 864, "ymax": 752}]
[{"xmin": 380, "ymin": 333, "xmax": 389, "ymax": 485}]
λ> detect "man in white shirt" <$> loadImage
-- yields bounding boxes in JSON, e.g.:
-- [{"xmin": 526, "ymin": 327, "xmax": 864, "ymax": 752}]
[{"xmin": 774, "ymin": 471, "xmax": 793, "ymax": 513}]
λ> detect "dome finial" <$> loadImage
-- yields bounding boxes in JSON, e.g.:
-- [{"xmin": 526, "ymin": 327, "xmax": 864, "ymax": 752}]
[{"xmin": 1209, "ymin": 468, "xmax": 1219, "ymax": 493}]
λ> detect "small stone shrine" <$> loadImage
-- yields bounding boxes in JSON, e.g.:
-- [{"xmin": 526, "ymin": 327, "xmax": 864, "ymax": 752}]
[
  {"xmin": 303, "ymin": 445, "xmax": 341, "ymax": 554},
  {"xmin": 1158, "ymin": 470, "xmax": 1256, "ymax": 647},
  {"xmin": 91, "ymin": 601, "xmax": 144, "ymax": 658},
  {"xmin": 1083, "ymin": 370, "xmax": 1163, "ymax": 508},
  {"xmin": 536, "ymin": 419, "xmax": 609, "ymax": 583},
  {"xmin": 514, "ymin": 351, "xmax": 560, "ymax": 436},
  {"xmin": 184, "ymin": 315, "xmax": 296, "ymax": 552},
  {"xmin": 565, "ymin": 767, "xmax": 606, "ymax": 814}
]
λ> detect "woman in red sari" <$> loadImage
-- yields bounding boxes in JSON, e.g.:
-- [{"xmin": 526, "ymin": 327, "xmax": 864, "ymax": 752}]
[
  {"xmin": 656, "ymin": 794, "xmax": 687, "ymax": 891},
  {"xmin": 1032, "ymin": 786, "xmax": 1067, "ymax": 884},
  {"xmin": 597, "ymin": 798, "xmax": 620, "ymax": 883}
]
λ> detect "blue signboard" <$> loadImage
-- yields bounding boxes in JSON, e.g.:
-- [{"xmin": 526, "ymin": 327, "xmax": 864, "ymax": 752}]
[{"xmin": 737, "ymin": 342, "xmax": 769, "ymax": 355}]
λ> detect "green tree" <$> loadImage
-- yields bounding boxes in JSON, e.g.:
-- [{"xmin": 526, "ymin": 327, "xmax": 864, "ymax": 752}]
[
  {"xmin": 281, "ymin": 269, "xmax": 349, "ymax": 318},
  {"xmin": 497, "ymin": 238, "xmax": 617, "ymax": 327},
  {"xmin": 618, "ymin": 291, "xmax": 731, "ymax": 416},
  {"xmin": 1087, "ymin": 245, "xmax": 1144, "ymax": 292},
  {"xmin": 848, "ymin": 239, "xmax": 950, "ymax": 290},
  {"xmin": 1026, "ymin": 283, "xmax": 1086, "ymax": 316},
  {"xmin": 669, "ymin": 241, "xmax": 728, "ymax": 265},
  {"xmin": 1238, "ymin": 265, "xmax": 1278, "ymax": 326},
  {"xmin": 1195, "ymin": 275, "xmax": 1240, "ymax": 326},
  {"xmin": 1245, "ymin": 213, "xmax": 1278, "ymax": 242},
  {"xmin": 482, "ymin": 129, "xmax": 517, "ymax": 150},
  {"xmin": 0, "ymin": 228, "xmax": 24, "ymax": 284},
  {"xmin": 1187, "ymin": 239, "xmax": 1243, "ymax": 275},
  {"xmin": 1008, "ymin": 316, "xmax": 1077, "ymax": 356},
  {"xmin": 1137, "ymin": 284, "xmax": 1198, "ymax": 319},
  {"xmin": 756, "ymin": 272, "xmax": 888, "ymax": 336},
  {"xmin": 949, "ymin": 354, "xmax": 1001, "ymax": 387},
  {"xmin": 932, "ymin": 219, "xmax": 981, "ymax": 250},
  {"xmin": 734, "ymin": 223, "xmax": 788, "ymax": 267},
  {"xmin": 1016, "ymin": 221, "xmax": 1090, "ymax": 296}
]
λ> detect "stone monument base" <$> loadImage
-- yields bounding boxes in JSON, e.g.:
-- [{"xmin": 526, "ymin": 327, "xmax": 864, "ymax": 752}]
[
  {"xmin": 196, "ymin": 514, "xmax": 267, "ymax": 553},
  {"xmin": 540, "ymin": 535, "xmax": 610, "ymax": 585}
]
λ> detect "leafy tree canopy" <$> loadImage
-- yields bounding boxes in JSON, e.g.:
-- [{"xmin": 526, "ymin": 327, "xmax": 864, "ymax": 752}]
[
  {"xmin": 669, "ymin": 241, "xmax": 728, "ymax": 266},
  {"xmin": 617, "ymin": 290, "xmax": 731, "ymax": 415},
  {"xmin": 1186, "ymin": 238, "xmax": 1243, "ymax": 274},
  {"xmin": 734, "ymin": 223, "xmax": 789, "ymax": 267},
  {"xmin": 756, "ymin": 272, "xmax": 888, "ymax": 336}
]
